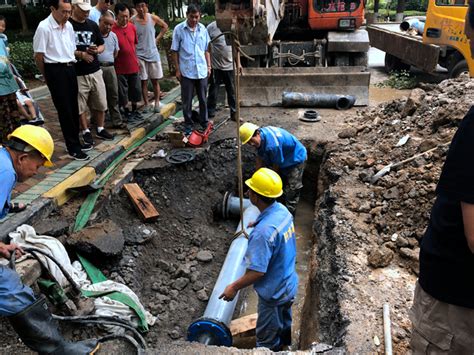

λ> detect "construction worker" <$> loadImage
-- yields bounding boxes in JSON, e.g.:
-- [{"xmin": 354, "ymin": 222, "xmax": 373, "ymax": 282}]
[
  {"xmin": 0, "ymin": 125, "xmax": 99, "ymax": 354},
  {"xmin": 240, "ymin": 122, "xmax": 307, "ymax": 214},
  {"xmin": 220, "ymin": 168, "xmax": 298, "ymax": 351}
]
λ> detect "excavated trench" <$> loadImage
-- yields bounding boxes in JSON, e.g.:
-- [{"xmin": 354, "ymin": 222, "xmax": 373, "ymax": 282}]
[
  {"xmin": 0, "ymin": 137, "xmax": 347, "ymax": 353},
  {"xmin": 97, "ymin": 137, "xmax": 343, "ymax": 352}
]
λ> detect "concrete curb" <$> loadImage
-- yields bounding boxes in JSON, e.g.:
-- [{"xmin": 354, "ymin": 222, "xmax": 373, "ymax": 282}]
[{"xmin": 0, "ymin": 102, "xmax": 177, "ymax": 238}]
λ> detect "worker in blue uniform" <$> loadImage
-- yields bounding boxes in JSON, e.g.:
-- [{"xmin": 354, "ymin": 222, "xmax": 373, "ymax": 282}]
[
  {"xmin": 220, "ymin": 168, "xmax": 298, "ymax": 351},
  {"xmin": 239, "ymin": 122, "xmax": 307, "ymax": 214},
  {"xmin": 0, "ymin": 125, "xmax": 98, "ymax": 354}
]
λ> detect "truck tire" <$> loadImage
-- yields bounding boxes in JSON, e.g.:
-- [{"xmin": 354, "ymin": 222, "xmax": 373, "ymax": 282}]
[
  {"xmin": 384, "ymin": 54, "xmax": 410, "ymax": 73},
  {"xmin": 449, "ymin": 60, "xmax": 468, "ymax": 78}
]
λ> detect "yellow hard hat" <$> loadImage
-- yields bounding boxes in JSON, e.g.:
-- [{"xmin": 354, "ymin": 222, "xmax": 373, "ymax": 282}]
[
  {"xmin": 8, "ymin": 125, "xmax": 54, "ymax": 167},
  {"xmin": 239, "ymin": 122, "xmax": 259, "ymax": 144},
  {"xmin": 245, "ymin": 168, "xmax": 283, "ymax": 198}
]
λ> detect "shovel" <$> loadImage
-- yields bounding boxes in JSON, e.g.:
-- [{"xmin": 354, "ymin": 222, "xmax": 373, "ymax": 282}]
[{"xmin": 371, "ymin": 143, "xmax": 449, "ymax": 184}]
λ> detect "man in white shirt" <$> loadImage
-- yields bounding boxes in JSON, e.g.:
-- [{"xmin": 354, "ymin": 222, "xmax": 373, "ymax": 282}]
[
  {"xmin": 33, "ymin": 0, "xmax": 91, "ymax": 161},
  {"xmin": 89, "ymin": 0, "xmax": 113, "ymax": 24}
]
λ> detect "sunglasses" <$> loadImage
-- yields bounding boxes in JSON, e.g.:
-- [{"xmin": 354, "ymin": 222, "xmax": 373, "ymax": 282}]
[{"xmin": 104, "ymin": 0, "xmax": 114, "ymax": 4}]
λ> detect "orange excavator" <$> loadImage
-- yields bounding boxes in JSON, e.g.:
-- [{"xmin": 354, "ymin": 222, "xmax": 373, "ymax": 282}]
[{"xmin": 215, "ymin": 0, "xmax": 370, "ymax": 106}]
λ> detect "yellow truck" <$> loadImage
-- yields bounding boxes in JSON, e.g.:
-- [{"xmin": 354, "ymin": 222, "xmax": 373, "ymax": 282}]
[{"xmin": 367, "ymin": 0, "xmax": 473, "ymax": 78}]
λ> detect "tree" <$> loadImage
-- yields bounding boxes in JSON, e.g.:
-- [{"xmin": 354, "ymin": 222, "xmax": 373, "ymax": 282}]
[
  {"xmin": 16, "ymin": 0, "xmax": 28, "ymax": 33},
  {"xmin": 396, "ymin": 0, "xmax": 406, "ymax": 22}
]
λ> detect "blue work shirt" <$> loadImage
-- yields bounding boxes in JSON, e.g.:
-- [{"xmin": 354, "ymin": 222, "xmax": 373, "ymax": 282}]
[
  {"xmin": 258, "ymin": 127, "xmax": 307, "ymax": 175},
  {"xmin": 245, "ymin": 202, "xmax": 298, "ymax": 305},
  {"xmin": 0, "ymin": 148, "xmax": 16, "ymax": 219},
  {"xmin": 171, "ymin": 21, "xmax": 210, "ymax": 79}
]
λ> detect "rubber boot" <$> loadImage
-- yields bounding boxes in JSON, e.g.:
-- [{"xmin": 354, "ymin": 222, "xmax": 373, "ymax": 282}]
[{"xmin": 9, "ymin": 295, "xmax": 99, "ymax": 355}]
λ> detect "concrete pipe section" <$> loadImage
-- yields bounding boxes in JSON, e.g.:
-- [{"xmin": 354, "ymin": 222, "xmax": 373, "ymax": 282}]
[{"xmin": 187, "ymin": 194, "xmax": 258, "ymax": 346}]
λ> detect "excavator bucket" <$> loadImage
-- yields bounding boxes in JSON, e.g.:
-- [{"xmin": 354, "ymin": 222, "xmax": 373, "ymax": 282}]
[{"xmin": 238, "ymin": 66, "xmax": 370, "ymax": 107}]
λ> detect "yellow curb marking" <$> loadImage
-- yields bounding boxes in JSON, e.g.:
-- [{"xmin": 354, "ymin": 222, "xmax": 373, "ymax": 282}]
[{"xmin": 43, "ymin": 167, "xmax": 96, "ymax": 206}]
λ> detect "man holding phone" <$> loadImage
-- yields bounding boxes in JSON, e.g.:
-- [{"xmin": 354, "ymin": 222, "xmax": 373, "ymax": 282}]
[{"xmin": 70, "ymin": 0, "xmax": 114, "ymax": 147}]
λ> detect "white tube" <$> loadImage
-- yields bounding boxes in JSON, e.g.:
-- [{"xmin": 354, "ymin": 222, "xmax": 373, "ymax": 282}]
[{"xmin": 383, "ymin": 303, "xmax": 393, "ymax": 355}]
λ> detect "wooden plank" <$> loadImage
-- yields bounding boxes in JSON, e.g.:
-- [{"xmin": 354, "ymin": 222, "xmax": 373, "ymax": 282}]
[
  {"xmin": 123, "ymin": 183, "xmax": 159, "ymax": 222},
  {"xmin": 229, "ymin": 313, "xmax": 258, "ymax": 336}
]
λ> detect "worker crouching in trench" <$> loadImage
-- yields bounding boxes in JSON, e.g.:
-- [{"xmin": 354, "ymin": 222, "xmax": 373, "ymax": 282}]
[
  {"xmin": 0, "ymin": 125, "xmax": 98, "ymax": 354},
  {"xmin": 239, "ymin": 122, "xmax": 307, "ymax": 215}
]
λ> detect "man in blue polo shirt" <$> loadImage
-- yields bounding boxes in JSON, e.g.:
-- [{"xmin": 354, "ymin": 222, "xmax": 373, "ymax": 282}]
[
  {"xmin": 171, "ymin": 3, "xmax": 211, "ymax": 135},
  {"xmin": 220, "ymin": 168, "xmax": 298, "ymax": 351},
  {"xmin": 240, "ymin": 122, "xmax": 307, "ymax": 214}
]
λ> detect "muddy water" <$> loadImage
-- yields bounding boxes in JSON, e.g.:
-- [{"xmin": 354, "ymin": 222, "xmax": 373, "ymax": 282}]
[{"xmin": 232, "ymin": 198, "xmax": 315, "ymax": 349}]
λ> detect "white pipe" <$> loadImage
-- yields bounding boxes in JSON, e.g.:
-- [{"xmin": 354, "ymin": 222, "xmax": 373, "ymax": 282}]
[{"xmin": 383, "ymin": 303, "xmax": 393, "ymax": 355}]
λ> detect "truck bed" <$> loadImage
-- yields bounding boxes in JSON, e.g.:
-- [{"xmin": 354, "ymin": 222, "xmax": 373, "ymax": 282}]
[{"xmin": 367, "ymin": 23, "xmax": 440, "ymax": 72}]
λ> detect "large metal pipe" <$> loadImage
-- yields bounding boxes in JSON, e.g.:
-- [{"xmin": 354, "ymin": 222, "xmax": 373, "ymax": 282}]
[
  {"xmin": 187, "ymin": 201, "xmax": 260, "ymax": 346},
  {"xmin": 282, "ymin": 91, "xmax": 356, "ymax": 110},
  {"xmin": 221, "ymin": 191, "xmax": 251, "ymax": 219}
]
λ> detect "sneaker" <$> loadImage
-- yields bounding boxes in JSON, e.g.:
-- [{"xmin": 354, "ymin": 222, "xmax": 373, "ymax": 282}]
[
  {"xmin": 29, "ymin": 117, "xmax": 45, "ymax": 126},
  {"xmin": 83, "ymin": 131, "xmax": 94, "ymax": 145},
  {"xmin": 131, "ymin": 111, "xmax": 143, "ymax": 120},
  {"xmin": 81, "ymin": 143, "xmax": 93, "ymax": 152},
  {"xmin": 69, "ymin": 151, "xmax": 90, "ymax": 161},
  {"xmin": 96, "ymin": 128, "xmax": 115, "ymax": 140},
  {"xmin": 154, "ymin": 102, "xmax": 164, "ymax": 113}
]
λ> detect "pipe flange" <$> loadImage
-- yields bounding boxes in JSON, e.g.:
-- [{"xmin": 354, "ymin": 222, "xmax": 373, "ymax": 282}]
[
  {"xmin": 165, "ymin": 150, "xmax": 196, "ymax": 164},
  {"xmin": 300, "ymin": 110, "xmax": 321, "ymax": 123},
  {"xmin": 187, "ymin": 317, "xmax": 233, "ymax": 347},
  {"xmin": 221, "ymin": 191, "xmax": 233, "ymax": 219}
]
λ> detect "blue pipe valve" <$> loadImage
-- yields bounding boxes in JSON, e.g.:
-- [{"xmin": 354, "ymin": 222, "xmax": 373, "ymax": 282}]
[{"xmin": 187, "ymin": 317, "xmax": 233, "ymax": 347}]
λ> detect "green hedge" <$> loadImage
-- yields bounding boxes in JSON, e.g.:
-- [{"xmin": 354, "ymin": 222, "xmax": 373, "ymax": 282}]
[{"xmin": 9, "ymin": 41, "xmax": 39, "ymax": 79}]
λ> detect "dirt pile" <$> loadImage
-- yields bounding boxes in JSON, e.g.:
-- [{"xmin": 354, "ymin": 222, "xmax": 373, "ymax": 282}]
[{"xmin": 314, "ymin": 76, "xmax": 474, "ymax": 353}]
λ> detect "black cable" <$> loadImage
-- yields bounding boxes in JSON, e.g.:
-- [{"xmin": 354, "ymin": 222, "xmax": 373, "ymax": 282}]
[
  {"xmin": 21, "ymin": 247, "xmax": 82, "ymax": 296},
  {"xmin": 52, "ymin": 315, "xmax": 147, "ymax": 349}
]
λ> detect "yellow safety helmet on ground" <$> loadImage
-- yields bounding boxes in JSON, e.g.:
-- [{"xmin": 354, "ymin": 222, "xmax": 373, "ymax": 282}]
[
  {"xmin": 245, "ymin": 167, "xmax": 283, "ymax": 198},
  {"xmin": 8, "ymin": 125, "xmax": 54, "ymax": 167},
  {"xmin": 239, "ymin": 122, "xmax": 259, "ymax": 145}
]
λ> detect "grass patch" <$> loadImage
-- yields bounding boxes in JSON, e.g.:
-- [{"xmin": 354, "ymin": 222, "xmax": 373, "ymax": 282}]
[{"xmin": 375, "ymin": 70, "xmax": 417, "ymax": 90}]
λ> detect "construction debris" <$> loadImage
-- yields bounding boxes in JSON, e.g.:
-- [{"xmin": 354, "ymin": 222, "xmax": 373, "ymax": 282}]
[{"xmin": 123, "ymin": 183, "xmax": 160, "ymax": 222}]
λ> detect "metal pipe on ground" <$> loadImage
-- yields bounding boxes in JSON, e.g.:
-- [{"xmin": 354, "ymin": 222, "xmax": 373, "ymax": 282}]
[
  {"xmin": 221, "ymin": 192, "xmax": 251, "ymax": 219},
  {"xmin": 282, "ymin": 91, "xmax": 356, "ymax": 110},
  {"xmin": 187, "ymin": 201, "xmax": 260, "ymax": 346}
]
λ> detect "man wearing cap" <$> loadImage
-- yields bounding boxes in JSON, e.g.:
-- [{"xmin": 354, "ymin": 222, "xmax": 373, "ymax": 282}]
[
  {"xmin": 0, "ymin": 124, "xmax": 99, "ymax": 353},
  {"xmin": 70, "ymin": 0, "xmax": 114, "ymax": 146},
  {"xmin": 33, "ymin": 0, "xmax": 90, "ymax": 161},
  {"xmin": 240, "ymin": 122, "xmax": 307, "ymax": 215},
  {"xmin": 220, "ymin": 168, "xmax": 298, "ymax": 351},
  {"xmin": 89, "ymin": 0, "xmax": 113, "ymax": 24}
]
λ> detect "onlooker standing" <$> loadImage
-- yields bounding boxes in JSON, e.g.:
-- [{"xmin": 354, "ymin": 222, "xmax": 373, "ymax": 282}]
[
  {"xmin": 171, "ymin": 4, "xmax": 211, "ymax": 135},
  {"xmin": 0, "ymin": 15, "xmax": 8, "ymax": 49},
  {"xmin": 206, "ymin": 21, "xmax": 237, "ymax": 121},
  {"xmin": 98, "ymin": 11, "xmax": 126, "ymax": 129},
  {"xmin": 70, "ymin": 0, "xmax": 114, "ymax": 145},
  {"xmin": 112, "ymin": 3, "xmax": 142, "ymax": 121},
  {"xmin": 0, "ymin": 34, "xmax": 19, "ymax": 143},
  {"xmin": 131, "ymin": 0, "xmax": 168, "ymax": 113},
  {"xmin": 89, "ymin": 0, "xmax": 112, "ymax": 24},
  {"xmin": 33, "ymin": 0, "xmax": 90, "ymax": 161},
  {"xmin": 409, "ymin": 3, "xmax": 474, "ymax": 352}
]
